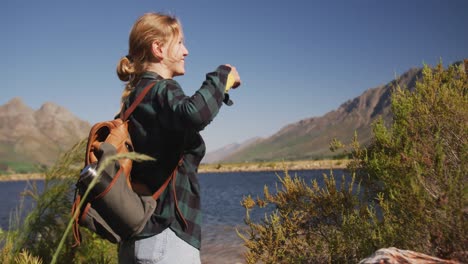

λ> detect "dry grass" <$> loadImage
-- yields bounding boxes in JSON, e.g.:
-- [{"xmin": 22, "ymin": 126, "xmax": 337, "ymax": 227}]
[
  {"xmin": 199, "ymin": 159, "xmax": 348, "ymax": 173},
  {"xmin": 0, "ymin": 173, "xmax": 44, "ymax": 182}
]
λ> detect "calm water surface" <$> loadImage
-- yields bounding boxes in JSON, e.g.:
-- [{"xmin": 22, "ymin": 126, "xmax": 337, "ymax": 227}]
[
  {"xmin": 0, "ymin": 180, "xmax": 45, "ymax": 230},
  {"xmin": 0, "ymin": 169, "xmax": 345, "ymax": 230}
]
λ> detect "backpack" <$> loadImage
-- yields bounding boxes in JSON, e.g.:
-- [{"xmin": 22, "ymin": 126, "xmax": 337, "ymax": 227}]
[{"xmin": 71, "ymin": 80, "xmax": 177, "ymax": 245}]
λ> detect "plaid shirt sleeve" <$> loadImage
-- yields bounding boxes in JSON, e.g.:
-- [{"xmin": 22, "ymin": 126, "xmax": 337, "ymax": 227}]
[{"xmin": 158, "ymin": 65, "xmax": 232, "ymax": 131}]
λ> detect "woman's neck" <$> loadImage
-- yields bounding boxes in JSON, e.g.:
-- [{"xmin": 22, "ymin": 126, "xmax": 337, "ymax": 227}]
[{"xmin": 145, "ymin": 63, "xmax": 172, "ymax": 79}]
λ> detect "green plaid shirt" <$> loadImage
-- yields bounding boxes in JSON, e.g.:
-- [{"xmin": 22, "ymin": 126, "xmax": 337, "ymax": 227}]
[{"xmin": 123, "ymin": 65, "xmax": 232, "ymax": 249}]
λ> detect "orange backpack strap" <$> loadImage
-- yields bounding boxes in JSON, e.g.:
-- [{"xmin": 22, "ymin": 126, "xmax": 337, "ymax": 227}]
[
  {"xmin": 121, "ymin": 81, "xmax": 157, "ymax": 121},
  {"xmin": 152, "ymin": 158, "xmax": 183, "ymax": 200},
  {"xmin": 151, "ymin": 157, "xmax": 188, "ymax": 230}
]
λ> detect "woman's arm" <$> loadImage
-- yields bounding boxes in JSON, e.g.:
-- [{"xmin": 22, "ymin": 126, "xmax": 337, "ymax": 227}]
[{"xmin": 160, "ymin": 65, "xmax": 236, "ymax": 131}]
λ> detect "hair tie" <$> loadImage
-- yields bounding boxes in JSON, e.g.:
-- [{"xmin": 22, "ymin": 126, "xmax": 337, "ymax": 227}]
[{"xmin": 125, "ymin": 55, "xmax": 133, "ymax": 62}]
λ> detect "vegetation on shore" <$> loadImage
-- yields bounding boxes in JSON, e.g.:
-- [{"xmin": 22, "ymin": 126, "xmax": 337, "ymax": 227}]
[
  {"xmin": 0, "ymin": 140, "xmax": 118, "ymax": 264},
  {"xmin": 199, "ymin": 159, "xmax": 347, "ymax": 173},
  {"xmin": 238, "ymin": 62, "xmax": 467, "ymax": 263},
  {"xmin": 0, "ymin": 161, "xmax": 45, "ymax": 175},
  {"xmin": 0, "ymin": 173, "xmax": 44, "ymax": 182}
]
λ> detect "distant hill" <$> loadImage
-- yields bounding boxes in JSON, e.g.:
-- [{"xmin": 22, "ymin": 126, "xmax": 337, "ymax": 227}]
[
  {"xmin": 219, "ymin": 67, "xmax": 422, "ymax": 163},
  {"xmin": 202, "ymin": 137, "xmax": 262, "ymax": 164},
  {"xmin": 0, "ymin": 98, "xmax": 90, "ymax": 172}
]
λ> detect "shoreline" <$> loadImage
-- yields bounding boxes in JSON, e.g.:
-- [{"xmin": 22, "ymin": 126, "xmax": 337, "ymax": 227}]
[
  {"xmin": 198, "ymin": 159, "xmax": 348, "ymax": 173},
  {"xmin": 0, "ymin": 159, "xmax": 349, "ymax": 182},
  {"xmin": 0, "ymin": 173, "xmax": 45, "ymax": 182}
]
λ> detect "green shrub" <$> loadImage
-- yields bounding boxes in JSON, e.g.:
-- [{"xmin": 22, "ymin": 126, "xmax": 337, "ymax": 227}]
[
  {"xmin": 239, "ymin": 170, "xmax": 391, "ymax": 263},
  {"xmin": 239, "ymin": 61, "xmax": 467, "ymax": 263},
  {"xmin": 0, "ymin": 140, "xmax": 118, "ymax": 264},
  {"xmin": 351, "ymin": 62, "xmax": 467, "ymax": 259}
]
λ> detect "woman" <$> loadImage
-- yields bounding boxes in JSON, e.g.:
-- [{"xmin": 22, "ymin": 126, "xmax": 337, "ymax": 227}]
[{"xmin": 116, "ymin": 13, "xmax": 241, "ymax": 263}]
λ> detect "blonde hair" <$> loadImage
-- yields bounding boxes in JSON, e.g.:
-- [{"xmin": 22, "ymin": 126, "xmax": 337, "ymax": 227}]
[{"xmin": 117, "ymin": 13, "xmax": 182, "ymax": 101}]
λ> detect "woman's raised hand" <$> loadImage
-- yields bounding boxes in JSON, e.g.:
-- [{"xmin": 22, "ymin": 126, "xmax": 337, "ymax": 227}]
[{"xmin": 225, "ymin": 64, "xmax": 241, "ymax": 89}]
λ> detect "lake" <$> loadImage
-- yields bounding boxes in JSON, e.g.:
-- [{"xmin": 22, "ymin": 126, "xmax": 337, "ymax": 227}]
[{"xmin": 0, "ymin": 169, "xmax": 345, "ymax": 263}]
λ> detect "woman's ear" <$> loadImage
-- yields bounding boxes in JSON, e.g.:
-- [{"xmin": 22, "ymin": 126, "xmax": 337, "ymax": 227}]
[{"xmin": 152, "ymin": 41, "xmax": 164, "ymax": 60}]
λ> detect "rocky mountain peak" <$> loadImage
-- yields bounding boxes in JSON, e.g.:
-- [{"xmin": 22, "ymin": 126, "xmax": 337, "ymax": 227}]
[
  {"xmin": 38, "ymin": 101, "xmax": 65, "ymax": 113},
  {"xmin": 0, "ymin": 98, "xmax": 91, "ymax": 166},
  {"xmin": 35, "ymin": 101, "xmax": 79, "ymax": 123},
  {"xmin": 0, "ymin": 97, "xmax": 34, "ymax": 116},
  {"xmin": 7, "ymin": 97, "xmax": 25, "ymax": 106}
]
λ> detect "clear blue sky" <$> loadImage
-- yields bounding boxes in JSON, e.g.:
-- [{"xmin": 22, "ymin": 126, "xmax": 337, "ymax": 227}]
[{"xmin": 2, "ymin": 0, "xmax": 467, "ymax": 152}]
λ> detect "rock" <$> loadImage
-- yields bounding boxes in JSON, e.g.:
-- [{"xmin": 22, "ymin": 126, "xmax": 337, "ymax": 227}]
[{"xmin": 359, "ymin": 247, "xmax": 461, "ymax": 264}]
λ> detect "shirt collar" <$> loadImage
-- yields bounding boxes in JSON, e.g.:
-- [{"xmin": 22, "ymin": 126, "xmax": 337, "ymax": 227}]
[{"xmin": 141, "ymin": 71, "xmax": 162, "ymax": 80}]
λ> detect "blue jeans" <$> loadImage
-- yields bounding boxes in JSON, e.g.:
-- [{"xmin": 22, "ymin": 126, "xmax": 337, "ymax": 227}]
[{"xmin": 118, "ymin": 228, "xmax": 201, "ymax": 264}]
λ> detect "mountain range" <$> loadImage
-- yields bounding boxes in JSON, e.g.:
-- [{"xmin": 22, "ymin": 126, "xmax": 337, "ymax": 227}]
[
  {"xmin": 0, "ymin": 65, "xmax": 432, "ymax": 170},
  {"xmin": 0, "ymin": 98, "xmax": 90, "ymax": 172},
  {"xmin": 204, "ymin": 67, "xmax": 422, "ymax": 163}
]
